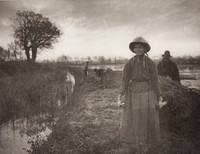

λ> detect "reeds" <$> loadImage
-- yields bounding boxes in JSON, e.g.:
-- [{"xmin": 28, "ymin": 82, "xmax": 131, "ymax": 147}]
[{"xmin": 0, "ymin": 61, "xmax": 80, "ymax": 124}]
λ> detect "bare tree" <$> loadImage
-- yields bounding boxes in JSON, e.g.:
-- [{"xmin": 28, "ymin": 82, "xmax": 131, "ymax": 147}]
[
  {"xmin": 0, "ymin": 46, "xmax": 9, "ymax": 61},
  {"xmin": 7, "ymin": 41, "xmax": 21, "ymax": 60},
  {"xmin": 11, "ymin": 10, "xmax": 61, "ymax": 61}
]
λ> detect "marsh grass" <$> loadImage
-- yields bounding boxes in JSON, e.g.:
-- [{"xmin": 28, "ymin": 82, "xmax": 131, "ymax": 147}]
[
  {"xmin": 28, "ymin": 71, "xmax": 200, "ymax": 154},
  {"xmin": 1, "ymin": 62, "xmax": 200, "ymax": 154},
  {"xmin": 0, "ymin": 61, "xmax": 82, "ymax": 124}
]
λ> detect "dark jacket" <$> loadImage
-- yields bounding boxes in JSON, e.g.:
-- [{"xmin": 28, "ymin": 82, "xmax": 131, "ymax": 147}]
[{"xmin": 157, "ymin": 59, "xmax": 180, "ymax": 83}]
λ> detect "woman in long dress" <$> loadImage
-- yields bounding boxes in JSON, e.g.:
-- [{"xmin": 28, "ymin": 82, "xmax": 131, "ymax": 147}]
[{"xmin": 118, "ymin": 36, "xmax": 162, "ymax": 153}]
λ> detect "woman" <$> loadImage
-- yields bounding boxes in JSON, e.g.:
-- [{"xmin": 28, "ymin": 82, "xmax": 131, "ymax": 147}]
[{"xmin": 118, "ymin": 36, "xmax": 162, "ymax": 153}]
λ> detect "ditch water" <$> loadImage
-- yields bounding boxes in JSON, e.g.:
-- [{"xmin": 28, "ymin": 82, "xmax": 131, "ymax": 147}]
[
  {"xmin": 0, "ymin": 66, "xmax": 199, "ymax": 154},
  {"xmin": 179, "ymin": 67, "xmax": 200, "ymax": 89},
  {"xmin": 0, "ymin": 72, "xmax": 75, "ymax": 154},
  {"xmin": 0, "ymin": 117, "xmax": 53, "ymax": 154}
]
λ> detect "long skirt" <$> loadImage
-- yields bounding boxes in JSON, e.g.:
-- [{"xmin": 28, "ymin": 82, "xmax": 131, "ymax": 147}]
[{"xmin": 119, "ymin": 88, "xmax": 160, "ymax": 145}]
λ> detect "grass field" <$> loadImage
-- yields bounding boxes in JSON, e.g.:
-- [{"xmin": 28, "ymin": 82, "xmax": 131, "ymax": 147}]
[
  {"xmin": 28, "ymin": 68, "xmax": 200, "ymax": 154},
  {"xmin": 1, "ymin": 61, "xmax": 200, "ymax": 154}
]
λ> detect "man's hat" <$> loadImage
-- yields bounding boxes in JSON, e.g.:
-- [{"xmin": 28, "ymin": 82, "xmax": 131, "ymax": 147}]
[
  {"xmin": 162, "ymin": 50, "xmax": 172, "ymax": 58},
  {"xmin": 129, "ymin": 36, "xmax": 151, "ymax": 53}
]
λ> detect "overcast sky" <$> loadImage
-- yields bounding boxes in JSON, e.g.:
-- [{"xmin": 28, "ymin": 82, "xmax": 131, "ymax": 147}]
[{"xmin": 0, "ymin": 0, "xmax": 200, "ymax": 60}]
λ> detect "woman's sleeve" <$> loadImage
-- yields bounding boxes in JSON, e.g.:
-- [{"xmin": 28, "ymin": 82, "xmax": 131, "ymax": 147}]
[
  {"xmin": 150, "ymin": 60, "xmax": 162, "ymax": 99},
  {"xmin": 119, "ymin": 61, "xmax": 131, "ymax": 95}
]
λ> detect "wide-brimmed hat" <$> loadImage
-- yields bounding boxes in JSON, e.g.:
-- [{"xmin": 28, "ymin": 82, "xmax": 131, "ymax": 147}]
[
  {"xmin": 129, "ymin": 36, "xmax": 151, "ymax": 53},
  {"xmin": 162, "ymin": 50, "xmax": 172, "ymax": 58}
]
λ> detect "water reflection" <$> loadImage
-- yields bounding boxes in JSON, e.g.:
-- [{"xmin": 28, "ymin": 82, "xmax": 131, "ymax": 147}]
[
  {"xmin": 90, "ymin": 64, "xmax": 124, "ymax": 71},
  {"xmin": 0, "ymin": 116, "xmax": 53, "ymax": 154},
  {"xmin": 0, "ymin": 121, "xmax": 29, "ymax": 154},
  {"xmin": 180, "ymin": 67, "xmax": 200, "ymax": 89}
]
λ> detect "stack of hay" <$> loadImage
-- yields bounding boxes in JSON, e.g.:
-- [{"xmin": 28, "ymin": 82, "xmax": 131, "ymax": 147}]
[{"xmin": 159, "ymin": 76, "xmax": 200, "ymax": 136}]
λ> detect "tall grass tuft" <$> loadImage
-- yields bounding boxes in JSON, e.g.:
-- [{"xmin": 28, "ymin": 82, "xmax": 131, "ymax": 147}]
[{"xmin": 0, "ymin": 60, "xmax": 81, "ymax": 124}]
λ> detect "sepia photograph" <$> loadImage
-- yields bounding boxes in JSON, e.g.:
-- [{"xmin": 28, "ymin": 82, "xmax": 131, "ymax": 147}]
[{"xmin": 0, "ymin": 0, "xmax": 200, "ymax": 153}]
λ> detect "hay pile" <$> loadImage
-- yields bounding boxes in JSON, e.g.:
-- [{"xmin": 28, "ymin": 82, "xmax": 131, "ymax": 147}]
[
  {"xmin": 159, "ymin": 76, "xmax": 200, "ymax": 119},
  {"xmin": 159, "ymin": 76, "xmax": 200, "ymax": 152}
]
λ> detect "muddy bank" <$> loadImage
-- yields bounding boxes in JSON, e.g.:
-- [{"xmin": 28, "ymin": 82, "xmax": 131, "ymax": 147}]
[{"xmin": 30, "ymin": 70, "xmax": 200, "ymax": 154}]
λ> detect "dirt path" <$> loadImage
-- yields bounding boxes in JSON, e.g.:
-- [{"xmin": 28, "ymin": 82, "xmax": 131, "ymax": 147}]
[
  {"xmin": 59, "ymin": 72, "xmax": 132, "ymax": 153},
  {"xmin": 74, "ymin": 76, "xmax": 127, "ymax": 153}
]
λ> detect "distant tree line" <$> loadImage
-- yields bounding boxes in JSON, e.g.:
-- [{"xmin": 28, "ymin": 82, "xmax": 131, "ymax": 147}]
[
  {"xmin": 172, "ymin": 56, "xmax": 200, "ymax": 65},
  {"xmin": 0, "ymin": 42, "xmax": 24, "ymax": 61},
  {"xmin": 1, "ymin": 48, "xmax": 200, "ymax": 66},
  {"xmin": 56, "ymin": 55, "xmax": 129, "ymax": 65},
  {"xmin": 55, "ymin": 55, "xmax": 200, "ymax": 65}
]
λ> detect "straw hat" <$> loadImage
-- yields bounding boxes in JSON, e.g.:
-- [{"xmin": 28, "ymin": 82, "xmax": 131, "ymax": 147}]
[{"xmin": 129, "ymin": 36, "xmax": 151, "ymax": 53}]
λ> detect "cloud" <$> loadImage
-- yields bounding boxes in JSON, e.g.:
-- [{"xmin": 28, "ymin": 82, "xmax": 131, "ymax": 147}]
[{"xmin": 0, "ymin": 0, "xmax": 200, "ymax": 60}]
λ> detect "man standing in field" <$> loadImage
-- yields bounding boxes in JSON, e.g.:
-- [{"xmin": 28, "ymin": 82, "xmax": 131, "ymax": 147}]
[
  {"xmin": 83, "ymin": 61, "xmax": 89, "ymax": 76},
  {"xmin": 79, "ymin": 61, "xmax": 90, "ymax": 85},
  {"xmin": 157, "ymin": 50, "xmax": 181, "ymax": 83}
]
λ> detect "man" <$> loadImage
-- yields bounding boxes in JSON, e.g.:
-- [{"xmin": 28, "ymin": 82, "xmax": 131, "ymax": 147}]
[
  {"xmin": 79, "ymin": 61, "xmax": 89, "ymax": 85},
  {"xmin": 157, "ymin": 50, "xmax": 180, "ymax": 83},
  {"xmin": 83, "ymin": 61, "xmax": 89, "ymax": 76}
]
